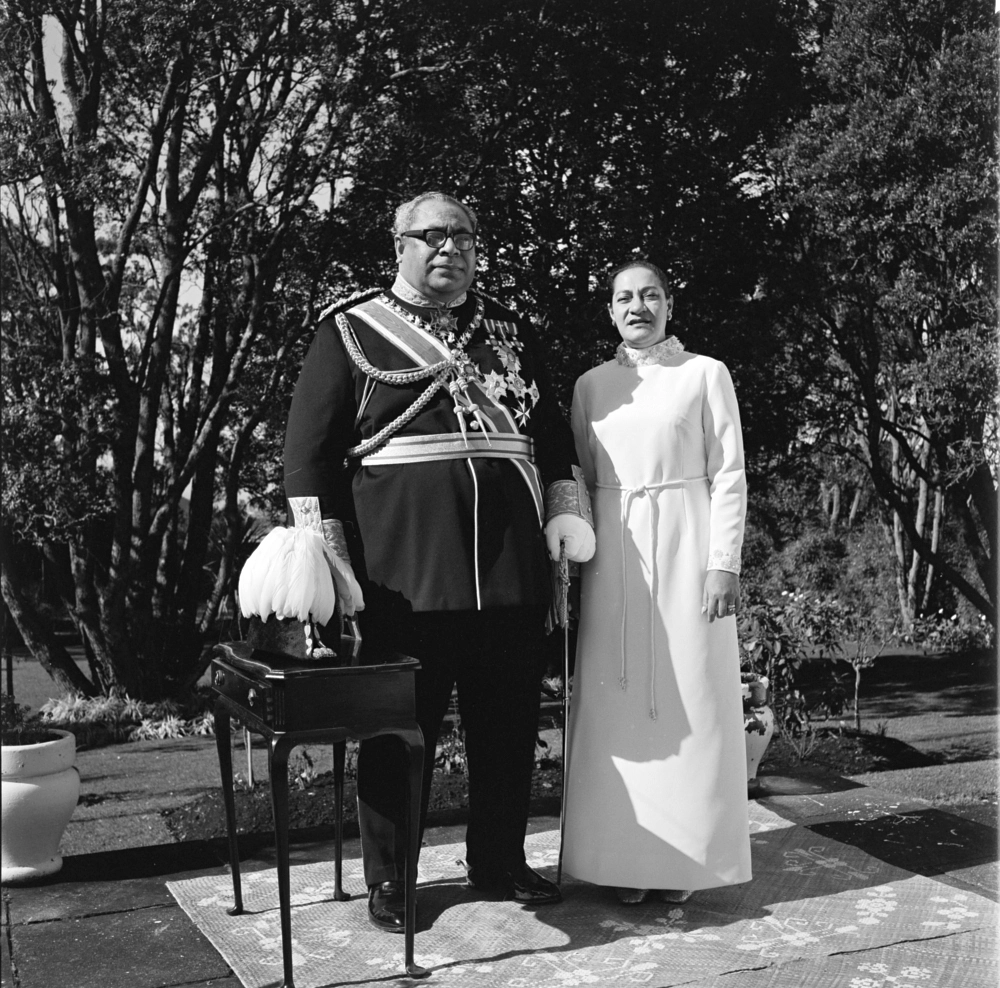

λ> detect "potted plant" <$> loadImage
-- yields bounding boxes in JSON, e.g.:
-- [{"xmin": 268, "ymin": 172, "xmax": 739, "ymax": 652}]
[
  {"xmin": 742, "ymin": 672, "xmax": 774, "ymax": 792},
  {"xmin": 1, "ymin": 692, "xmax": 80, "ymax": 883}
]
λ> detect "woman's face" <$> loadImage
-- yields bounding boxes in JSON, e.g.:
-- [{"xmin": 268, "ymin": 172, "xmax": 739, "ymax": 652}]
[{"xmin": 608, "ymin": 266, "xmax": 674, "ymax": 349}]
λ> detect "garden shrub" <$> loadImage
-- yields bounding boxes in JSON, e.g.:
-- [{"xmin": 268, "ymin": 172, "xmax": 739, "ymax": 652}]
[
  {"xmin": 738, "ymin": 586, "xmax": 896, "ymax": 736},
  {"xmin": 905, "ymin": 610, "xmax": 995, "ymax": 655},
  {"xmin": 37, "ymin": 692, "xmax": 217, "ymax": 743}
]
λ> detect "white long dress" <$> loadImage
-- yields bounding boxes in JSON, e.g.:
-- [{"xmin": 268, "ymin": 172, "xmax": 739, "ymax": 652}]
[{"xmin": 562, "ymin": 338, "xmax": 752, "ymax": 891}]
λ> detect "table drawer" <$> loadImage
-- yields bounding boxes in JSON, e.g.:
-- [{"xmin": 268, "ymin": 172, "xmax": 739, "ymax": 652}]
[{"xmin": 211, "ymin": 661, "xmax": 279, "ymax": 727}]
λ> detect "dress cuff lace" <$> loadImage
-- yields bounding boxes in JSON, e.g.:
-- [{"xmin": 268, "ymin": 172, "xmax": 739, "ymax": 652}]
[{"xmin": 707, "ymin": 548, "xmax": 741, "ymax": 574}]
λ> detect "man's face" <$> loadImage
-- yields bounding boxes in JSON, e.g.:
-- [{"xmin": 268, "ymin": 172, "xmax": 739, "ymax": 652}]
[{"xmin": 394, "ymin": 200, "xmax": 477, "ymax": 303}]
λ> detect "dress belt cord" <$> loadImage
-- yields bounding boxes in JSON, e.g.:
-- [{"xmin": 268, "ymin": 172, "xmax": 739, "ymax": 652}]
[{"xmin": 596, "ymin": 477, "xmax": 709, "ymax": 721}]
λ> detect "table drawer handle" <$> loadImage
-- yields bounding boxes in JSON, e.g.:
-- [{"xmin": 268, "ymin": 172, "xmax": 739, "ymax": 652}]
[
  {"xmin": 213, "ymin": 670, "xmax": 225, "ymax": 686},
  {"xmin": 247, "ymin": 688, "xmax": 258, "ymax": 706}
]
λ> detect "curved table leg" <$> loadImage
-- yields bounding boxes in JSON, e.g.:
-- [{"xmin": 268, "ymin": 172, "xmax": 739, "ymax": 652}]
[
  {"xmin": 269, "ymin": 736, "xmax": 297, "ymax": 988},
  {"xmin": 332, "ymin": 741, "xmax": 349, "ymax": 901},
  {"xmin": 398, "ymin": 726, "xmax": 429, "ymax": 979},
  {"xmin": 213, "ymin": 702, "xmax": 243, "ymax": 916}
]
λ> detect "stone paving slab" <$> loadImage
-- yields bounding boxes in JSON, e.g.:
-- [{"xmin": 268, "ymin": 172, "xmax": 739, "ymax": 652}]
[
  {"xmin": 60, "ymin": 839, "xmax": 226, "ymax": 882},
  {"xmin": 755, "ymin": 770, "xmax": 934, "ymax": 825},
  {"xmin": 4, "ymin": 848, "xmax": 226, "ymax": 924},
  {"xmin": 0, "ymin": 843, "xmax": 218, "ymax": 927},
  {"xmin": 0, "ymin": 929, "xmax": 13, "ymax": 986},
  {"xmin": 178, "ymin": 978, "xmax": 244, "ymax": 987},
  {"xmin": 6, "ymin": 903, "xmax": 231, "ymax": 988}
]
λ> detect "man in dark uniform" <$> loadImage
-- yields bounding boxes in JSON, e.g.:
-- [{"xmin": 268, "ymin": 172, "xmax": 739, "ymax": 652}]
[{"xmin": 283, "ymin": 192, "xmax": 594, "ymax": 932}]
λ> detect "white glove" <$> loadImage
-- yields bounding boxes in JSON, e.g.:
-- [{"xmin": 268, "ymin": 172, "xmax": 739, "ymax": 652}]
[
  {"xmin": 545, "ymin": 513, "xmax": 596, "ymax": 563},
  {"xmin": 323, "ymin": 547, "xmax": 365, "ymax": 616}
]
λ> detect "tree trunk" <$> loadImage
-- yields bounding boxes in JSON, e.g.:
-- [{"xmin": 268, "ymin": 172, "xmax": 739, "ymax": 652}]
[
  {"xmin": 847, "ymin": 487, "xmax": 862, "ymax": 529},
  {"xmin": 891, "ymin": 510, "xmax": 912, "ymax": 629},
  {"xmin": 67, "ymin": 539, "xmax": 120, "ymax": 695},
  {"xmin": 853, "ymin": 662, "xmax": 862, "ymax": 733},
  {"xmin": 175, "ymin": 425, "xmax": 222, "ymax": 626},
  {"xmin": 964, "ymin": 463, "xmax": 999, "ymax": 621},
  {"xmin": 920, "ymin": 489, "xmax": 944, "ymax": 613},
  {"xmin": 906, "ymin": 474, "xmax": 929, "ymax": 618},
  {"xmin": 885, "ymin": 408, "xmax": 914, "ymax": 629},
  {"xmin": 0, "ymin": 529, "xmax": 97, "ymax": 698}
]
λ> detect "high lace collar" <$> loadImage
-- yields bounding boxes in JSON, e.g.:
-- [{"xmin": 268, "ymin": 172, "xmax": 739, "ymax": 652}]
[
  {"xmin": 391, "ymin": 273, "xmax": 467, "ymax": 309},
  {"xmin": 615, "ymin": 336, "xmax": 685, "ymax": 367}
]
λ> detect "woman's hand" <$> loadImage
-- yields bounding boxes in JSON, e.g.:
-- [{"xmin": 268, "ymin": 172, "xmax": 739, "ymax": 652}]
[{"xmin": 702, "ymin": 570, "xmax": 740, "ymax": 622}]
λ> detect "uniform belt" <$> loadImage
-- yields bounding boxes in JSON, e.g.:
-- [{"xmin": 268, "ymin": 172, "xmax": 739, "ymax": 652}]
[{"xmin": 360, "ymin": 432, "xmax": 535, "ymax": 466}]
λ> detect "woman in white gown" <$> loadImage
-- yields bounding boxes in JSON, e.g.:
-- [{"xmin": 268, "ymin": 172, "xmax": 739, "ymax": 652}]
[{"xmin": 562, "ymin": 259, "xmax": 751, "ymax": 903}]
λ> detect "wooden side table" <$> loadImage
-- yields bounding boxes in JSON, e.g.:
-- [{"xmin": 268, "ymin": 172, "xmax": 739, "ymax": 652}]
[{"xmin": 210, "ymin": 642, "xmax": 428, "ymax": 986}]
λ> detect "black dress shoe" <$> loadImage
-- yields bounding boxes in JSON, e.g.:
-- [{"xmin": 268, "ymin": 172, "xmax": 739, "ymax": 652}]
[
  {"xmin": 467, "ymin": 863, "xmax": 562, "ymax": 905},
  {"xmin": 367, "ymin": 880, "xmax": 407, "ymax": 933}
]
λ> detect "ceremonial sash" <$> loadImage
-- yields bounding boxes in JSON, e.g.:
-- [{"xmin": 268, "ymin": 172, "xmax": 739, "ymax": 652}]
[
  {"xmin": 349, "ymin": 298, "xmax": 452, "ymax": 366},
  {"xmin": 346, "ymin": 297, "xmax": 544, "ymax": 523}
]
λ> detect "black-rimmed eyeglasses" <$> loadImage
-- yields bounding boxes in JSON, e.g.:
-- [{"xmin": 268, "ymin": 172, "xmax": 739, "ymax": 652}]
[{"xmin": 400, "ymin": 229, "xmax": 476, "ymax": 250}]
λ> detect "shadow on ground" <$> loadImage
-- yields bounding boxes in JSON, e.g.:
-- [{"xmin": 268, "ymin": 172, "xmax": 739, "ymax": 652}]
[
  {"xmin": 810, "ymin": 808, "xmax": 998, "ymax": 878},
  {"xmin": 799, "ymin": 649, "xmax": 997, "ymax": 720}
]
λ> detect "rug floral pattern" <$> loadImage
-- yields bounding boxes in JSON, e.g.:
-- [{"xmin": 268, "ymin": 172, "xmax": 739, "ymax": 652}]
[{"xmin": 167, "ymin": 805, "xmax": 996, "ymax": 988}]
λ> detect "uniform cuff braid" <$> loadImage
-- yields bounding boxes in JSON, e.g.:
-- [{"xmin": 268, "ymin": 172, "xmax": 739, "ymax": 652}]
[{"xmin": 545, "ymin": 466, "xmax": 594, "ymax": 527}]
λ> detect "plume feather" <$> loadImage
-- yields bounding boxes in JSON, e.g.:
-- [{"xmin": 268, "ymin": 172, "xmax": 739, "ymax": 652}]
[
  {"xmin": 256, "ymin": 532, "xmax": 295, "ymax": 618},
  {"xmin": 281, "ymin": 529, "xmax": 337, "ymax": 624},
  {"xmin": 239, "ymin": 528, "xmax": 289, "ymax": 619},
  {"xmin": 238, "ymin": 527, "xmax": 336, "ymax": 624}
]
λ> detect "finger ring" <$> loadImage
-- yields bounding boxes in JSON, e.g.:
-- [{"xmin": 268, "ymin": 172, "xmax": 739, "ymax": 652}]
[{"xmin": 726, "ymin": 605, "xmax": 736, "ymax": 613}]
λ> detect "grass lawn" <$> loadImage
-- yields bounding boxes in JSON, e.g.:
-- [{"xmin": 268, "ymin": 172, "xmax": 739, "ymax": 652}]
[{"xmin": 3, "ymin": 649, "xmax": 91, "ymax": 712}]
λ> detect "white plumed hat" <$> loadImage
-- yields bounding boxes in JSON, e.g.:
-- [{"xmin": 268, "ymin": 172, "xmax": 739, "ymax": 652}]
[{"xmin": 238, "ymin": 527, "xmax": 342, "ymax": 625}]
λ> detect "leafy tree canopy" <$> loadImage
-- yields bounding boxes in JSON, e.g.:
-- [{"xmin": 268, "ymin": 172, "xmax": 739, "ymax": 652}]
[{"xmin": 768, "ymin": 0, "xmax": 997, "ymax": 625}]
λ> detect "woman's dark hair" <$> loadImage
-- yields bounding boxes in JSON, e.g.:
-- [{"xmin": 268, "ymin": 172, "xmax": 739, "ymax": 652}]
[{"xmin": 606, "ymin": 258, "xmax": 672, "ymax": 296}]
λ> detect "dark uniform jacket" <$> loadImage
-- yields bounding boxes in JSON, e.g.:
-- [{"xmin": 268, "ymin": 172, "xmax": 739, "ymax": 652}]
[{"xmin": 283, "ymin": 288, "xmax": 578, "ymax": 616}]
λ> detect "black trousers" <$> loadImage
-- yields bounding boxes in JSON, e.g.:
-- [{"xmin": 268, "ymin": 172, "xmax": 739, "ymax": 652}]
[{"xmin": 357, "ymin": 607, "xmax": 547, "ymax": 887}]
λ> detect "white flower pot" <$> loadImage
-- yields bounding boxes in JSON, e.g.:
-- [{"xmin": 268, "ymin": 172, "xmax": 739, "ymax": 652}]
[
  {"xmin": 744, "ymin": 704, "xmax": 775, "ymax": 783},
  {"xmin": 2, "ymin": 729, "xmax": 80, "ymax": 883}
]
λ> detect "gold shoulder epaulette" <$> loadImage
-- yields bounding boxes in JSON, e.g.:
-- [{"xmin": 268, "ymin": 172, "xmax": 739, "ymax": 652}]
[{"xmin": 317, "ymin": 287, "xmax": 382, "ymax": 323}]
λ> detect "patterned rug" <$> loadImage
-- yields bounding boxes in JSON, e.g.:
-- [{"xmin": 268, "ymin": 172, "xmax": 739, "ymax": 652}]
[{"xmin": 167, "ymin": 804, "xmax": 997, "ymax": 988}]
